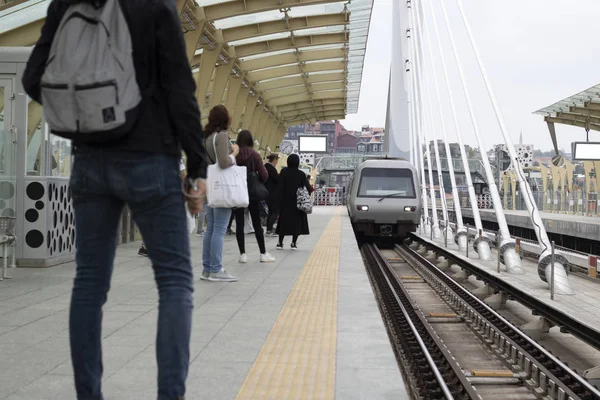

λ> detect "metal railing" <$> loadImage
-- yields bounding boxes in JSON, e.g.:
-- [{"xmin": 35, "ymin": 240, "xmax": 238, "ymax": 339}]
[
  {"xmin": 0, "ymin": 217, "xmax": 16, "ymax": 280},
  {"xmin": 313, "ymin": 187, "xmax": 344, "ymax": 206}
]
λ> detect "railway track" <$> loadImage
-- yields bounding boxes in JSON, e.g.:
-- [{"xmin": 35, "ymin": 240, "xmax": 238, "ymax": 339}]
[{"xmin": 361, "ymin": 241, "xmax": 600, "ymax": 400}]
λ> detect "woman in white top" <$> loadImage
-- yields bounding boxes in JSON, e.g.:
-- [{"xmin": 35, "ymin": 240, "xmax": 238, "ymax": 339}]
[{"xmin": 201, "ymin": 105, "xmax": 239, "ymax": 282}]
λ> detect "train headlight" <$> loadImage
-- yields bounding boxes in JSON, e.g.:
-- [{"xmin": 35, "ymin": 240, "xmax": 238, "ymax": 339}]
[
  {"xmin": 357, "ymin": 205, "xmax": 369, "ymax": 211},
  {"xmin": 404, "ymin": 206, "xmax": 416, "ymax": 212}
]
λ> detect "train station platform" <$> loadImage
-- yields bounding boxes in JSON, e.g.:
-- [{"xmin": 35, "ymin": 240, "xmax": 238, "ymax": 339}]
[
  {"xmin": 0, "ymin": 207, "xmax": 406, "ymax": 400},
  {"xmin": 460, "ymin": 208, "xmax": 600, "ymax": 246}
]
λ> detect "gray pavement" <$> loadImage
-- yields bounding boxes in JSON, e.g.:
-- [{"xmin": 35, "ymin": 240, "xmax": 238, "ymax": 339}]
[{"xmin": 0, "ymin": 207, "xmax": 406, "ymax": 399}]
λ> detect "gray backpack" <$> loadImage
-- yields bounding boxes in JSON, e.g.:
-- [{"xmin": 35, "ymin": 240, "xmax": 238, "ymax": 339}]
[{"xmin": 40, "ymin": 0, "xmax": 141, "ymax": 142}]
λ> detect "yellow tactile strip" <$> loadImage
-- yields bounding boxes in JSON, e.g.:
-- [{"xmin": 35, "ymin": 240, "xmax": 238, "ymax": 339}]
[{"xmin": 236, "ymin": 208, "xmax": 342, "ymax": 400}]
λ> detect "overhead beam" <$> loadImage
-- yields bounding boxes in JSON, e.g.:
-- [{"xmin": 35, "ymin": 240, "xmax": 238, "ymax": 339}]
[
  {"xmin": 544, "ymin": 116, "xmax": 600, "ymax": 133},
  {"xmin": 557, "ymin": 112, "xmax": 600, "ymax": 126},
  {"xmin": 584, "ymin": 101, "xmax": 600, "ymax": 111},
  {"xmin": 248, "ymin": 60, "xmax": 345, "ymax": 83},
  {"xmin": 0, "ymin": 19, "xmax": 44, "ymax": 46},
  {"xmin": 568, "ymin": 106, "xmax": 600, "ymax": 118},
  {"xmin": 222, "ymin": 14, "xmax": 347, "ymax": 43},
  {"xmin": 256, "ymin": 72, "xmax": 345, "ymax": 92},
  {"xmin": 203, "ymin": 0, "xmax": 338, "ymax": 22},
  {"xmin": 286, "ymin": 113, "xmax": 345, "ymax": 126},
  {"xmin": 284, "ymin": 109, "xmax": 344, "ymax": 121},
  {"xmin": 270, "ymin": 89, "xmax": 345, "ymax": 107},
  {"xmin": 283, "ymin": 107, "xmax": 344, "ymax": 120},
  {"xmin": 277, "ymin": 97, "xmax": 345, "ymax": 113},
  {"xmin": 232, "ymin": 33, "xmax": 346, "ymax": 58},
  {"xmin": 0, "ymin": 0, "xmax": 29, "ymax": 12},
  {"xmin": 262, "ymin": 81, "xmax": 345, "ymax": 100},
  {"xmin": 280, "ymin": 104, "xmax": 345, "ymax": 118},
  {"xmin": 240, "ymin": 48, "xmax": 345, "ymax": 72}
]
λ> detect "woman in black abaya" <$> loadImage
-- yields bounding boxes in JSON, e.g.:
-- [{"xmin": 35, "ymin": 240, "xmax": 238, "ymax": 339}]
[{"xmin": 275, "ymin": 154, "xmax": 312, "ymax": 250}]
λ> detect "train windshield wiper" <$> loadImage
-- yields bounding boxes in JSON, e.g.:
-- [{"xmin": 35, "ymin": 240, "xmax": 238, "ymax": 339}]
[{"xmin": 377, "ymin": 192, "xmax": 406, "ymax": 202}]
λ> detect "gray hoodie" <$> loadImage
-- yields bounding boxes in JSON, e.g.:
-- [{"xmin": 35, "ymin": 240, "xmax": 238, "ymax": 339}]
[{"xmin": 205, "ymin": 130, "xmax": 235, "ymax": 169}]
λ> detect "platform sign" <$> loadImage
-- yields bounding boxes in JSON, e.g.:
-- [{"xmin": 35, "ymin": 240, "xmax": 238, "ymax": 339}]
[
  {"xmin": 298, "ymin": 135, "xmax": 328, "ymax": 154},
  {"xmin": 572, "ymin": 142, "xmax": 600, "ymax": 161},
  {"xmin": 589, "ymin": 256, "xmax": 598, "ymax": 279}
]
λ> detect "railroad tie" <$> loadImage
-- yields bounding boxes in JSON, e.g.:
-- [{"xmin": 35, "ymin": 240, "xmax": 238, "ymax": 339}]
[{"xmin": 470, "ymin": 370, "xmax": 514, "ymax": 378}]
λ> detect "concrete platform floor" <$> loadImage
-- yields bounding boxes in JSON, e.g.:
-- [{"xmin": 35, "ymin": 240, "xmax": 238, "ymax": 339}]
[
  {"xmin": 0, "ymin": 206, "xmax": 406, "ymax": 399},
  {"xmin": 460, "ymin": 207, "xmax": 600, "ymax": 242}
]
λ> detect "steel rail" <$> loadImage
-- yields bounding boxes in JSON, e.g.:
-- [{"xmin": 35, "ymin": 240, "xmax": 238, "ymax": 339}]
[
  {"xmin": 409, "ymin": 232, "xmax": 600, "ymax": 353},
  {"xmin": 400, "ymin": 240, "xmax": 600, "ymax": 400},
  {"xmin": 362, "ymin": 244, "xmax": 456, "ymax": 399}
]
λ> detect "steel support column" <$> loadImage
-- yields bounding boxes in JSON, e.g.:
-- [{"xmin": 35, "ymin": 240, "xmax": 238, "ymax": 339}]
[
  {"xmin": 196, "ymin": 32, "xmax": 224, "ymax": 109},
  {"xmin": 241, "ymin": 95, "xmax": 259, "ymax": 130},
  {"xmin": 184, "ymin": 8, "xmax": 206, "ymax": 62},
  {"xmin": 210, "ymin": 51, "xmax": 237, "ymax": 108},
  {"xmin": 250, "ymin": 107, "xmax": 268, "ymax": 139},
  {"xmin": 224, "ymin": 73, "xmax": 245, "ymax": 114},
  {"xmin": 231, "ymin": 87, "xmax": 250, "ymax": 131},
  {"xmin": 264, "ymin": 119, "xmax": 278, "ymax": 151},
  {"xmin": 176, "ymin": 0, "xmax": 187, "ymax": 15}
]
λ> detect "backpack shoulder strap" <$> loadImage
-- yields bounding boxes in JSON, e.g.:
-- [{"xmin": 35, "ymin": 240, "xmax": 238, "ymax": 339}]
[{"xmin": 212, "ymin": 132, "xmax": 220, "ymax": 165}]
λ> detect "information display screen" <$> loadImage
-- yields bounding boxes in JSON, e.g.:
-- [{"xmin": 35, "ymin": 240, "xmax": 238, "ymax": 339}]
[
  {"xmin": 298, "ymin": 135, "xmax": 328, "ymax": 153},
  {"xmin": 572, "ymin": 142, "xmax": 600, "ymax": 161}
]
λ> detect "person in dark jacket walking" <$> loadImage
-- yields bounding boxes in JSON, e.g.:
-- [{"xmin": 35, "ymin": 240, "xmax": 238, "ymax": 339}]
[
  {"xmin": 276, "ymin": 154, "xmax": 312, "ymax": 250},
  {"xmin": 234, "ymin": 130, "xmax": 276, "ymax": 264},
  {"xmin": 264, "ymin": 154, "xmax": 280, "ymax": 236},
  {"xmin": 22, "ymin": 1, "xmax": 207, "ymax": 399}
]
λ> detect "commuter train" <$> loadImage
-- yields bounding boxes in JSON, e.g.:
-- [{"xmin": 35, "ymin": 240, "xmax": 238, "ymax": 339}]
[{"xmin": 347, "ymin": 158, "xmax": 421, "ymax": 240}]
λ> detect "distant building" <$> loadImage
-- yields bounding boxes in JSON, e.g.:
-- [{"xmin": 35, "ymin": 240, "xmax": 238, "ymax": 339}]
[
  {"xmin": 336, "ymin": 133, "xmax": 358, "ymax": 153},
  {"xmin": 285, "ymin": 121, "xmax": 384, "ymax": 154},
  {"xmin": 284, "ymin": 124, "xmax": 307, "ymax": 140},
  {"xmin": 357, "ymin": 132, "xmax": 385, "ymax": 154}
]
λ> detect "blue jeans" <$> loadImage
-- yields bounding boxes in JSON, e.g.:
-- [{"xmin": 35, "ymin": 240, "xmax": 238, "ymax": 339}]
[
  {"xmin": 196, "ymin": 208, "xmax": 207, "ymax": 234},
  {"xmin": 202, "ymin": 206, "xmax": 231, "ymax": 273},
  {"xmin": 69, "ymin": 148, "xmax": 193, "ymax": 400}
]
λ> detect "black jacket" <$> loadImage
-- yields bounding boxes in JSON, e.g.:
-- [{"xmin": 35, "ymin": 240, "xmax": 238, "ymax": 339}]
[
  {"xmin": 264, "ymin": 162, "xmax": 279, "ymax": 205},
  {"xmin": 22, "ymin": 0, "xmax": 208, "ymax": 179}
]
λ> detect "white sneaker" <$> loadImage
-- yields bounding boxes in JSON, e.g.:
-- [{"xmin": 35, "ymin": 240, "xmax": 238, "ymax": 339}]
[
  {"xmin": 260, "ymin": 252, "xmax": 276, "ymax": 263},
  {"xmin": 238, "ymin": 254, "xmax": 248, "ymax": 263},
  {"xmin": 208, "ymin": 270, "xmax": 238, "ymax": 282}
]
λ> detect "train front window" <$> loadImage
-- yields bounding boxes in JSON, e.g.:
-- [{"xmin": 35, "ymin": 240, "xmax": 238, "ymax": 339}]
[{"xmin": 357, "ymin": 168, "xmax": 416, "ymax": 198}]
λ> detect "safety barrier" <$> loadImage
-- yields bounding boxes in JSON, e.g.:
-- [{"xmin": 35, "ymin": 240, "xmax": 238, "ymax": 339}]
[{"xmin": 313, "ymin": 187, "xmax": 344, "ymax": 206}]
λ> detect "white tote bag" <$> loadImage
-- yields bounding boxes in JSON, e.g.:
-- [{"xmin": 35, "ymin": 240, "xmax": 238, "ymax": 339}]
[{"xmin": 206, "ymin": 133, "xmax": 250, "ymax": 208}]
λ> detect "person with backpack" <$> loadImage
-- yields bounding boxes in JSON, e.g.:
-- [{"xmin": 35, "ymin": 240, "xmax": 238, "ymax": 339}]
[
  {"xmin": 233, "ymin": 130, "xmax": 275, "ymax": 264},
  {"xmin": 22, "ymin": 1, "xmax": 207, "ymax": 399}
]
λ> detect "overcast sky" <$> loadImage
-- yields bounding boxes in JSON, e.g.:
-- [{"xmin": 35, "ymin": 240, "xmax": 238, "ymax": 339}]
[{"xmin": 340, "ymin": 0, "xmax": 600, "ymax": 152}]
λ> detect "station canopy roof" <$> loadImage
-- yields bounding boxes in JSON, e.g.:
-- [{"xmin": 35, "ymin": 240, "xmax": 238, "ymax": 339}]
[
  {"xmin": 534, "ymin": 83, "xmax": 600, "ymax": 133},
  {"xmin": 0, "ymin": 0, "xmax": 373, "ymax": 128}
]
